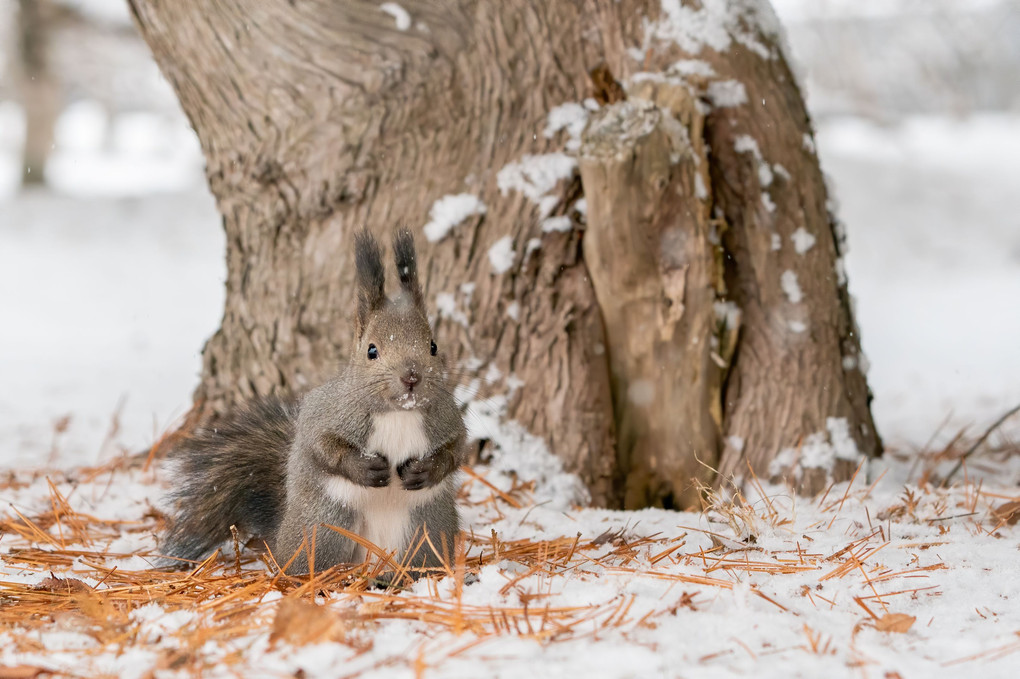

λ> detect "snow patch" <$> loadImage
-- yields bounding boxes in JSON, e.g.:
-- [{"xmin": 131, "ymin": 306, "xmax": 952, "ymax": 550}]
[
  {"xmin": 648, "ymin": 0, "xmax": 777, "ymax": 60},
  {"xmin": 435, "ymin": 292, "xmax": 468, "ymax": 327},
  {"xmin": 379, "ymin": 2, "xmax": 411, "ymax": 31},
  {"xmin": 694, "ymin": 173, "xmax": 708, "ymax": 200},
  {"xmin": 790, "ymin": 227, "xmax": 816, "ymax": 254},
  {"xmin": 544, "ymin": 103, "xmax": 590, "ymax": 151},
  {"xmin": 464, "ymin": 394, "xmax": 588, "ymax": 509},
  {"xmin": 422, "ymin": 193, "xmax": 487, "ymax": 243},
  {"xmin": 524, "ymin": 238, "xmax": 543, "ymax": 263},
  {"xmin": 541, "ymin": 216, "xmax": 573, "ymax": 233},
  {"xmin": 713, "ymin": 300, "xmax": 741, "ymax": 329},
  {"xmin": 777, "ymin": 417, "xmax": 862, "ymax": 473},
  {"xmin": 705, "ymin": 80, "xmax": 748, "ymax": 108},
  {"xmin": 670, "ymin": 59, "xmax": 716, "ymax": 78},
  {"xmin": 497, "ymin": 153, "xmax": 577, "ymax": 218},
  {"xmin": 780, "ymin": 270, "xmax": 803, "ymax": 303},
  {"xmin": 826, "ymin": 417, "xmax": 860, "ymax": 461},
  {"xmin": 488, "ymin": 236, "xmax": 516, "ymax": 274}
]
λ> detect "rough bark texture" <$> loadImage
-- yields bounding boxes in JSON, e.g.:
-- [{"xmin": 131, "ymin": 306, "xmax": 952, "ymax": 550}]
[{"xmin": 129, "ymin": 0, "xmax": 880, "ymax": 508}]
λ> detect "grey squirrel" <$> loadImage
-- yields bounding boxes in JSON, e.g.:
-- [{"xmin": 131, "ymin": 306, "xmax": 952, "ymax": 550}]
[{"xmin": 160, "ymin": 229, "xmax": 466, "ymax": 577}]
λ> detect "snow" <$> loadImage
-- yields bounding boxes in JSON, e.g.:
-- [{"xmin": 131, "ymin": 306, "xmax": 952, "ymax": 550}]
[
  {"xmin": 791, "ymin": 226, "xmax": 816, "ymax": 254},
  {"xmin": 650, "ymin": 0, "xmax": 758, "ymax": 57},
  {"xmin": 3, "ymin": 447, "xmax": 1020, "ymax": 677},
  {"xmin": 780, "ymin": 269, "xmax": 803, "ymax": 304},
  {"xmin": 487, "ymin": 236, "xmax": 515, "ymax": 274},
  {"xmin": 540, "ymin": 215, "xmax": 572, "ymax": 233},
  {"xmin": 422, "ymin": 193, "xmax": 487, "ymax": 243},
  {"xmin": 544, "ymin": 103, "xmax": 590, "ymax": 151},
  {"xmin": 775, "ymin": 418, "xmax": 861, "ymax": 473},
  {"xmin": 802, "ymin": 132, "xmax": 817, "ymax": 154},
  {"xmin": 0, "ymin": 190, "xmax": 223, "ymax": 467},
  {"xmin": 496, "ymin": 152, "xmax": 577, "ymax": 216},
  {"xmin": 733, "ymin": 134, "xmax": 774, "ymax": 186},
  {"xmin": 773, "ymin": 0, "xmax": 1010, "ymax": 21},
  {"xmin": 462, "ymin": 393, "xmax": 589, "ymax": 510},
  {"xmin": 713, "ymin": 300, "xmax": 741, "ymax": 330},
  {"xmin": 505, "ymin": 301, "xmax": 521, "ymax": 322},
  {"xmin": 434, "ymin": 292, "xmax": 469, "ymax": 327},
  {"xmin": 379, "ymin": 2, "xmax": 412, "ymax": 31},
  {"xmin": 705, "ymin": 79, "xmax": 748, "ymax": 108},
  {"xmin": 671, "ymin": 59, "xmax": 717, "ymax": 78}
]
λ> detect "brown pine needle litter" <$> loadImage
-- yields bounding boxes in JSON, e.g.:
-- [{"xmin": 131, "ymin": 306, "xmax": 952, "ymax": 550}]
[{"xmin": 1, "ymin": 445, "xmax": 1019, "ymax": 677}]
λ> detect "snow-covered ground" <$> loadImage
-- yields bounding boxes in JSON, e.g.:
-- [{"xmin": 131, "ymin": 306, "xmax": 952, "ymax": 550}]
[{"xmin": 0, "ymin": 435, "xmax": 1017, "ymax": 678}]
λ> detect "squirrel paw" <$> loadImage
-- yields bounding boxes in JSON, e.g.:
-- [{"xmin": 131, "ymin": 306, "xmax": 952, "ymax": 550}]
[
  {"xmin": 397, "ymin": 458, "xmax": 434, "ymax": 491},
  {"xmin": 348, "ymin": 452, "xmax": 391, "ymax": 487}
]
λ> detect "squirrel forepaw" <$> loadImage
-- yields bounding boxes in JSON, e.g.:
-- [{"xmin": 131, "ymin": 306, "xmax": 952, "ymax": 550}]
[
  {"xmin": 397, "ymin": 458, "xmax": 433, "ymax": 491},
  {"xmin": 345, "ymin": 452, "xmax": 391, "ymax": 487}
]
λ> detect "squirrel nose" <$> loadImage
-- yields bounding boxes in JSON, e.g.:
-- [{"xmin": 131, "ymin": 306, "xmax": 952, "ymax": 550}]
[{"xmin": 401, "ymin": 370, "xmax": 420, "ymax": 388}]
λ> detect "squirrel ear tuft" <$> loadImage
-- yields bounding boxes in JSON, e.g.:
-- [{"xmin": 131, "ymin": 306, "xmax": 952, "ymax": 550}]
[
  {"xmin": 393, "ymin": 228, "xmax": 424, "ymax": 310},
  {"xmin": 354, "ymin": 229, "xmax": 386, "ymax": 338}
]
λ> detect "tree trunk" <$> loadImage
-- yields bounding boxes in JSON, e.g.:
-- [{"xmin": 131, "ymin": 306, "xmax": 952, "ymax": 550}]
[
  {"xmin": 129, "ymin": 0, "xmax": 880, "ymax": 508},
  {"xmin": 16, "ymin": 0, "xmax": 60, "ymax": 185}
]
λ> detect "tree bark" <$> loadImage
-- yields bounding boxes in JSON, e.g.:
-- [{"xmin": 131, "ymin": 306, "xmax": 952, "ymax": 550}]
[
  {"xmin": 129, "ymin": 0, "xmax": 880, "ymax": 508},
  {"xmin": 579, "ymin": 92, "xmax": 721, "ymax": 509}
]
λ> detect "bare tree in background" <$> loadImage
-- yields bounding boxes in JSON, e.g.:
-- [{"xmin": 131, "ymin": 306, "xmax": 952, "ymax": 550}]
[
  {"xmin": 128, "ymin": 0, "xmax": 881, "ymax": 509},
  {"xmin": 15, "ymin": 0, "xmax": 60, "ymax": 185}
]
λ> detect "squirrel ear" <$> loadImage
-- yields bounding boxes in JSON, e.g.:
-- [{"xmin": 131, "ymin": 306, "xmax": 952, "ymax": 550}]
[
  {"xmin": 392, "ymin": 228, "xmax": 424, "ymax": 310},
  {"xmin": 354, "ymin": 229, "xmax": 386, "ymax": 339}
]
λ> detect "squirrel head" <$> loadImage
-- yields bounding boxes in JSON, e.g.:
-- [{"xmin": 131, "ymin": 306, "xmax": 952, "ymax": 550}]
[{"xmin": 351, "ymin": 228, "xmax": 445, "ymax": 411}]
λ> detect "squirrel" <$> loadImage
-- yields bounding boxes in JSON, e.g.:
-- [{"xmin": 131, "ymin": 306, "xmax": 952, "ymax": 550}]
[{"xmin": 159, "ymin": 229, "xmax": 467, "ymax": 577}]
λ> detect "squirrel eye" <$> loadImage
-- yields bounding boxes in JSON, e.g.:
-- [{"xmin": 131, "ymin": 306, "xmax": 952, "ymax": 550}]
[
  {"xmin": 430, "ymin": 341, "xmax": 437, "ymax": 356},
  {"xmin": 367, "ymin": 344, "xmax": 379, "ymax": 360}
]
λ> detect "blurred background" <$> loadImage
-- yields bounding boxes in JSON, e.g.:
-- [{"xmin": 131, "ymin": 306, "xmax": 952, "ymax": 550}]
[{"xmin": 1, "ymin": 0, "xmax": 1018, "ymax": 469}]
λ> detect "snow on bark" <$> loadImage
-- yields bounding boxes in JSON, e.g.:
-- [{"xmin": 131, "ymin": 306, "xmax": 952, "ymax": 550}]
[
  {"xmin": 487, "ymin": 236, "xmax": 516, "ymax": 274},
  {"xmin": 379, "ymin": 3, "xmax": 411, "ymax": 31},
  {"xmin": 422, "ymin": 193, "xmax": 487, "ymax": 243}
]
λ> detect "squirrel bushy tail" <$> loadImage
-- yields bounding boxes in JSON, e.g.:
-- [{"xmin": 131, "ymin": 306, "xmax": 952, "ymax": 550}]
[{"xmin": 160, "ymin": 396, "xmax": 298, "ymax": 565}]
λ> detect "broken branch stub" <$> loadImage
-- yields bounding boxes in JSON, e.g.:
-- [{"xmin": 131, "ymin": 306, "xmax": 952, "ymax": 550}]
[{"xmin": 579, "ymin": 97, "xmax": 722, "ymax": 510}]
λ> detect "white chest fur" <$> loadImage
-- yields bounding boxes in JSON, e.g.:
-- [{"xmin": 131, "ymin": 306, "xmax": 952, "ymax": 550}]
[
  {"xmin": 366, "ymin": 410, "xmax": 429, "ymax": 463},
  {"xmin": 322, "ymin": 411, "xmax": 443, "ymax": 562}
]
